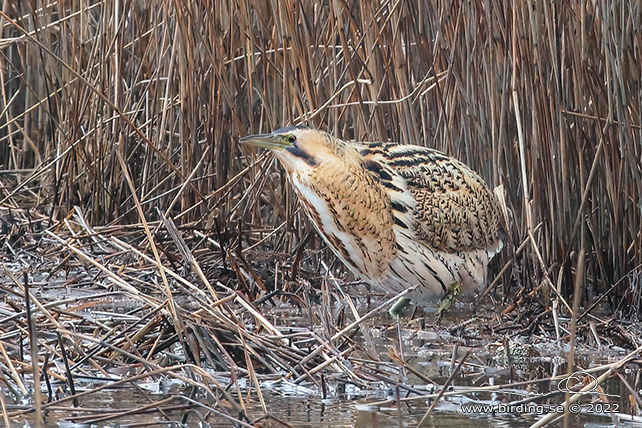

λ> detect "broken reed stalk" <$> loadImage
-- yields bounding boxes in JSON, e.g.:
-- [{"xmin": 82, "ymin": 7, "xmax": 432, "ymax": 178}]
[
  {"xmin": 289, "ymin": 284, "xmax": 421, "ymax": 381},
  {"xmin": 0, "ymin": 393, "xmax": 10, "ymax": 428},
  {"xmin": 80, "ymin": 397, "xmax": 176, "ymax": 425},
  {"xmin": 564, "ymin": 243, "xmax": 585, "ymax": 425},
  {"xmin": 23, "ymin": 273, "xmax": 42, "ymax": 428},
  {"xmin": 417, "ymin": 349, "xmax": 472, "ymax": 427},
  {"xmin": 567, "ymin": 245, "xmax": 586, "ymax": 373},
  {"xmin": 56, "ymin": 332, "xmax": 77, "ymax": 402},
  {"xmin": 530, "ymin": 364, "xmax": 622, "ymax": 428},
  {"xmin": 0, "ymin": 334, "xmax": 27, "ymax": 396}
]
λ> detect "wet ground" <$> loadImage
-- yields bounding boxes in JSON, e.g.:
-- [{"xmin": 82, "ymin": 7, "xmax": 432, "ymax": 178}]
[
  {"xmin": 8, "ymin": 388, "xmax": 626, "ymax": 427},
  {"xmin": 3, "ymin": 299, "xmax": 640, "ymax": 428},
  {"xmin": 2, "ymin": 238, "xmax": 640, "ymax": 428}
]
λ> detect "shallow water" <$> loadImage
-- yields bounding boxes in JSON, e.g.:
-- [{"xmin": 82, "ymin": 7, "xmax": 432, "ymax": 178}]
[
  {"xmin": 4, "ymin": 323, "xmax": 637, "ymax": 428},
  {"xmin": 2, "ymin": 281, "xmax": 639, "ymax": 428},
  {"xmin": 4, "ymin": 381, "xmax": 631, "ymax": 428}
]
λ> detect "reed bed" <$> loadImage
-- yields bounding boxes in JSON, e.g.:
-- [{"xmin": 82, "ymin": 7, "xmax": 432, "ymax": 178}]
[
  {"xmin": 1, "ymin": 215, "xmax": 642, "ymax": 425},
  {"xmin": 1, "ymin": 0, "xmax": 642, "ymax": 425}
]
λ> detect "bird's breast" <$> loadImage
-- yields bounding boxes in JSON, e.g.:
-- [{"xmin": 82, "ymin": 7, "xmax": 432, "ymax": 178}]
[{"xmin": 289, "ymin": 163, "xmax": 398, "ymax": 280}]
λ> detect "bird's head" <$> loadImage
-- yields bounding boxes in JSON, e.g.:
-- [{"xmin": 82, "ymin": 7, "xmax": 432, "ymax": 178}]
[{"xmin": 240, "ymin": 126, "xmax": 360, "ymax": 175}]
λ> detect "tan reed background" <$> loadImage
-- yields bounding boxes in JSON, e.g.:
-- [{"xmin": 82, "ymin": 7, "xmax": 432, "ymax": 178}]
[{"xmin": 1, "ymin": 0, "xmax": 640, "ymax": 314}]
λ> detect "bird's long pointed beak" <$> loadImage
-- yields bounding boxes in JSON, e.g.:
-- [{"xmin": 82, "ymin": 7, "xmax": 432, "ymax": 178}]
[{"xmin": 239, "ymin": 133, "xmax": 290, "ymax": 151}]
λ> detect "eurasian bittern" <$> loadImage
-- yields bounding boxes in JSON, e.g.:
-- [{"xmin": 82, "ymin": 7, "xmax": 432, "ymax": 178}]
[{"xmin": 240, "ymin": 126, "xmax": 502, "ymax": 313}]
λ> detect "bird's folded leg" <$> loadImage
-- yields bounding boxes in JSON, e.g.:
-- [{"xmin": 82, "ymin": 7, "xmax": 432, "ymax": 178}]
[
  {"xmin": 436, "ymin": 281, "xmax": 462, "ymax": 321},
  {"xmin": 388, "ymin": 297, "xmax": 411, "ymax": 317}
]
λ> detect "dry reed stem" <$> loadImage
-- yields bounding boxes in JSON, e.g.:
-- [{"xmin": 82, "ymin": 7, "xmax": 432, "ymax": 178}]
[
  {"xmin": 79, "ymin": 396, "xmax": 176, "ymax": 425},
  {"xmin": 417, "ymin": 349, "xmax": 472, "ymax": 427}
]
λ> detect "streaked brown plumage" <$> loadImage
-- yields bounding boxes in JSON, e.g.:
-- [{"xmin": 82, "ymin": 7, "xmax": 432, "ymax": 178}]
[{"xmin": 240, "ymin": 126, "xmax": 502, "ymax": 304}]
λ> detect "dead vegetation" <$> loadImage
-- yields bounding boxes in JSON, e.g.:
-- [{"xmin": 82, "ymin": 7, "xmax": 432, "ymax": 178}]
[{"xmin": 1, "ymin": 0, "xmax": 642, "ymax": 426}]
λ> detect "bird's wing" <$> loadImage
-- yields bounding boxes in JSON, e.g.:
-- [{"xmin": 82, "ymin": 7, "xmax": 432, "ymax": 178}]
[{"xmin": 356, "ymin": 142, "xmax": 501, "ymax": 253}]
